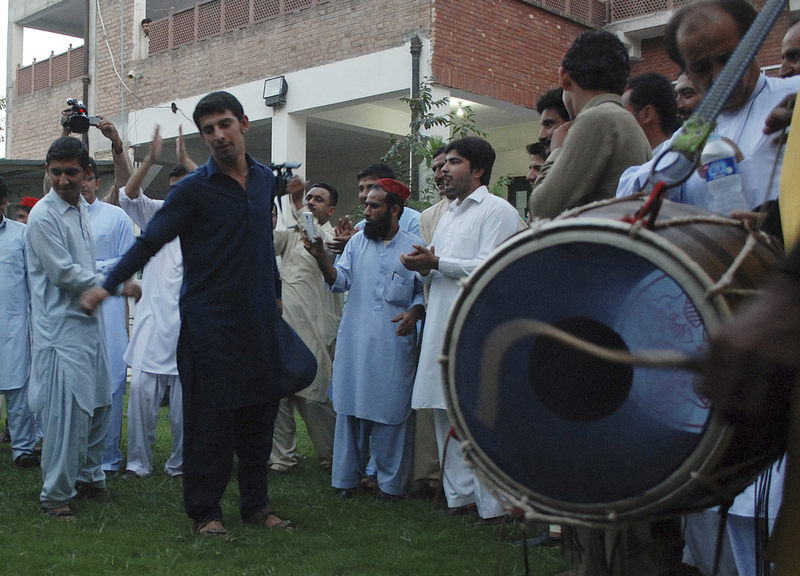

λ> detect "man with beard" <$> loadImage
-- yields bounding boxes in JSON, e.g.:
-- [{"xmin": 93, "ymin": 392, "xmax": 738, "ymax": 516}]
[
  {"xmin": 305, "ymin": 179, "xmax": 424, "ymax": 501},
  {"xmin": 402, "ymin": 137, "xmax": 519, "ymax": 523},
  {"xmin": 536, "ymin": 88, "xmax": 570, "ymax": 154}
]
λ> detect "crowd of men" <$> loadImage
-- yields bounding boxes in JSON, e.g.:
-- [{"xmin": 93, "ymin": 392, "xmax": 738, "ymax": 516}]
[{"xmin": 2, "ymin": 0, "xmax": 800, "ymax": 573}]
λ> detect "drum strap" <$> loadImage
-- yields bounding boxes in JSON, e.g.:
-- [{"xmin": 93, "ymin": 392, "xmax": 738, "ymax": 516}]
[{"xmin": 712, "ymin": 504, "xmax": 731, "ymax": 576}]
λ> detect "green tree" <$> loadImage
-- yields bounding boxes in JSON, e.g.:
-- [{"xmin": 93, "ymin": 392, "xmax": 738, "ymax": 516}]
[{"xmin": 381, "ymin": 78, "xmax": 487, "ymax": 206}]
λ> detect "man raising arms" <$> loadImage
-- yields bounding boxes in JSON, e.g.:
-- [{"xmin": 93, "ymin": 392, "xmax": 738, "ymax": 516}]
[{"xmin": 82, "ymin": 92, "xmax": 294, "ymax": 536}]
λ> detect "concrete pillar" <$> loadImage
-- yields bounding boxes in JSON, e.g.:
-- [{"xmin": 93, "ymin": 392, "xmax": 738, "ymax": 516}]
[{"xmin": 271, "ymin": 110, "xmax": 307, "ymax": 229}]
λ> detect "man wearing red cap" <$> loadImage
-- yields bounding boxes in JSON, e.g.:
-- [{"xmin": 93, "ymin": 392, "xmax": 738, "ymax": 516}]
[
  {"xmin": 305, "ymin": 178, "xmax": 425, "ymax": 501},
  {"xmin": 14, "ymin": 197, "xmax": 39, "ymax": 224}
]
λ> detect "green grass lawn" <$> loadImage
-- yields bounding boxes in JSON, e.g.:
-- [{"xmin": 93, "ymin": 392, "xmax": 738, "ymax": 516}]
[{"xmin": 0, "ymin": 393, "xmax": 570, "ymax": 575}]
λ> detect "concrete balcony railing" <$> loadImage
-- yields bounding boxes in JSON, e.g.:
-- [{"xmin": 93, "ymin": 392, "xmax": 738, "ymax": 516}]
[
  {"xmin": 520, "ymin": 0, "xmax": 608, "ymax": 28},
  {"xmin": 16, "ymin": 45, "xmax": 84, "ymax": 97},
  {"xmin": 148, "ymin": 0, "xmax": 330, "ymax": 55},
  {"xmin": 608, "ymin": 0, "xmax": 691, "ymax": 22}
]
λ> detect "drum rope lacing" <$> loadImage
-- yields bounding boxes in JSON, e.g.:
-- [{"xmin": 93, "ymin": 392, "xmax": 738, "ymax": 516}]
[{"xmin": 532, "ymin": 191, "xmax": 781, "ymax": 301}]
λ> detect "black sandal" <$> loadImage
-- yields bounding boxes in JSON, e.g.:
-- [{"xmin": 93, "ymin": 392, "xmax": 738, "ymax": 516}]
[
  {"xmin": 193, "ymin": 518, "xmax": 229, "ymax": 537},
  {"xmin": 242, "ymin": 508, "xmax": 296, "ymax": 530}
]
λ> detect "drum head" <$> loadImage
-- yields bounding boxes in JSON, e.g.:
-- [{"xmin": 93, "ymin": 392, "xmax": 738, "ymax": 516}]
[{"xmin": 444, "ymin": 219, "xmax": 732, "ymax": 522}]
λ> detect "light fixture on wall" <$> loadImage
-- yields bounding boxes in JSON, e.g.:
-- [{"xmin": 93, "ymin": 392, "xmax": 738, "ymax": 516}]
[
  {"xmin": 263, "ymin": 76, "xmax": 288, "ymax": 107},
  {"xmin": 456, "ymin": 101, "xmax": 465, "ymax": 117}
]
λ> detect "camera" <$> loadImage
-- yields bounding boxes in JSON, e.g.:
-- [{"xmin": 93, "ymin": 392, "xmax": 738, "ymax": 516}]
[
  {"xmin": 269, "ymin": 161, "xmax": 301, "ymax": 198},
  {"xmin": 61, "ymin": 99, "xmax": 101, "ymax": 134}
]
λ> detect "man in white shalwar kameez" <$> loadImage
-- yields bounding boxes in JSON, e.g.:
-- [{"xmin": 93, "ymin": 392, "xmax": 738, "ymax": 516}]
[
  {"xmin": 112, "ymin": 127, "xmax": 196, "ymax": 478},
  {"xmin": 26, "ymin": 137, "xmax": 139, "ymax": 518},
  {"xmin": 269, "ymin": 182, "xmax": 342, "ymax": 474},
  {"xmin": 616, "ymin": 2, "xmax": 795, "ymax": 572},
  {"xmin": 402, "ymin": 137, "xmax": 519, "ymax": 522}
]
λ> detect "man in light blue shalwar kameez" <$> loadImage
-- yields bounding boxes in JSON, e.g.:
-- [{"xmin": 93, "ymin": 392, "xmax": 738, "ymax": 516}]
[
  {"xmin": 0, "ymin": 177, "xmax": 39, "ymax": 468},
  {"xmin": 306, "ymin": 179, "xmax": 425, "ymax": 499},
  {"xmin": 82, "ymin": 154, "xmax": 134, "ymax": 474},
  {"xmin": 26, "ymin": 138, "xmax": 139, "ymax": 518}
]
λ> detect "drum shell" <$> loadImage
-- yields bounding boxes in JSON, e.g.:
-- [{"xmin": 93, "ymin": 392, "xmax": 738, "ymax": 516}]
[{"xmin": 443, "ymin": 198, "xmax": 782, "ymax": 527}]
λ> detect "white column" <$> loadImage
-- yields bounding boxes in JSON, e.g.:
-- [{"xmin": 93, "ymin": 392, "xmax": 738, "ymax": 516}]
[
  {"xmin": 6, "ymin": 22, "xmax": 24, "ymax": 154},
  {"xmin": 271, "ymin": 110, "xmax": 307, "ymax": 229}
]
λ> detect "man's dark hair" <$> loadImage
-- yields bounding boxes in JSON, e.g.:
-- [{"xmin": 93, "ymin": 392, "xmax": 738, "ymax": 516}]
[
  {"xmin": 536, "ymin": 88, "xmax": 570, "ymax": 122},
  {"xmin": 665, "ymin": 0, "xmax": 757, "ymax": 69},
  {"xmin": 626, "ymin": 72, "xmax": 679, "ymax": 135},
  {"xmin": 444, "ymin": 137, "xmax": 496, "ymax": 186},
  {"xmin": 87, "ymin": 157, "xmax": 99, "ymax": 180},
  {"xmin": 311, "ymin": 182, "xmax": 339, "ymax": 206},
  {"xmin": 357, "ymin": 163, "xmax": 395, "ymax": 181},
  {"xmin": 562, "ymin": 30, "xmax": 631, "ymax": 95},
  {"xmin": 432, "ymin": 146, "xmax": 446, "ymax": 158},
  {"xmin": 193, "ymin": 91, "xmax": 245, "ymax": 130},
  {"xmin": 526, "ymin": 141, "xmax": 549, "ymax": 158},
  {"xmin": 379, "ymin": 186, "xmax": 405, "ymax": 219},
  {"xmin": 46, "ymin": 137, "xmax": 90, "ymax": 171},
  {"xmin": 0, "ymin": 175, "xmax": 8, "ymax": 202},
  {"xmin": 141, "ymin": 17, "xmax": 152, "ymax": 25},
  {"xmin": 169, "ymin": 163, "xmax": 190, "ymax": 180}
]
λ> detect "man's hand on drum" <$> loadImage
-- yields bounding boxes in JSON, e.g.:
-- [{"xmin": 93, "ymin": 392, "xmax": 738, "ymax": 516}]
[
  {"xmin": 703, "ymin": 270, "xmax": 800, "ymax": 421},
  {"xmin": 400, "ymin": 244, "xmax": 438, "ymax": 276}
]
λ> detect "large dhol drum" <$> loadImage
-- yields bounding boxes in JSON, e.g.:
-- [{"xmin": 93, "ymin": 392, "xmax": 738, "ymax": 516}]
[{"xmin": 442, "ymin": 198, "xmax": 783, "ymax": 527}]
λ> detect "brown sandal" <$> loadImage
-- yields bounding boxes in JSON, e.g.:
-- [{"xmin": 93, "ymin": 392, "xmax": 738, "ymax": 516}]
[{"xmin": 42, "ymin": 506, "xmax": 75, "ymax": 521}]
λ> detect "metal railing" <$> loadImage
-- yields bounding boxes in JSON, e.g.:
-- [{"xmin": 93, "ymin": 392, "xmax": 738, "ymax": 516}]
[
  {"xmin": 148, "ymin": 0, "xmax": 329, "ymax": 54},
  {"xmin": 16, "ymin": 45, "xmax": 84, "ymax": 97}
]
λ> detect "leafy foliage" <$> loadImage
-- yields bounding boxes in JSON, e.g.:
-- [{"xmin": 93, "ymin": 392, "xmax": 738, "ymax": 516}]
[{"xmin": 381, "ymin": 78, "xmax": 488, "ymax": 204}]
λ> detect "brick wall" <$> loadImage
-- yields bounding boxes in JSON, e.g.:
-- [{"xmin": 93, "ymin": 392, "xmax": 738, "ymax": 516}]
[
  {"xmin": 631, "ymin": 37, "xmax": 680, "ymax": 79},
  {"xmin": 10, "ymin": 0, "xmax": 431, "ymax": 159},
  {"xmin": 8, "ymin": 79, "xmax": 84, "ymax": 160},
  {"xmin": 431, "ymin": 0, "xmax": 590, "ymax": 109}
]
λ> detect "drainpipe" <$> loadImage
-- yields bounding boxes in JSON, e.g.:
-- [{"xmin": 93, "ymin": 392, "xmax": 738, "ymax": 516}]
[{"xmin": 410, "ymin": 35, "xmax": 422, "ymax": 200}]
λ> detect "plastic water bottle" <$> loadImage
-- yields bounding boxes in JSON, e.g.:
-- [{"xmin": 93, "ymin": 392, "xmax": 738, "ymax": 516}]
[{"xmin": 700, "ymin": 135, "xmax": 748, "ymax": 215}]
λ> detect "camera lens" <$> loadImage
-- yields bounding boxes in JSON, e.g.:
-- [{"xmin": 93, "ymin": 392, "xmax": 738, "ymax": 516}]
[{"xmin": 68, "ymin": 114, "xmax": 91, "ymax": 134}]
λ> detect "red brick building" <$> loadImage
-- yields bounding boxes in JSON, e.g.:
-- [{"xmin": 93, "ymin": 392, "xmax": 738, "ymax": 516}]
[{"xmin": 4, "ymin": 0, "xmax": 797, "ymax": 208}]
